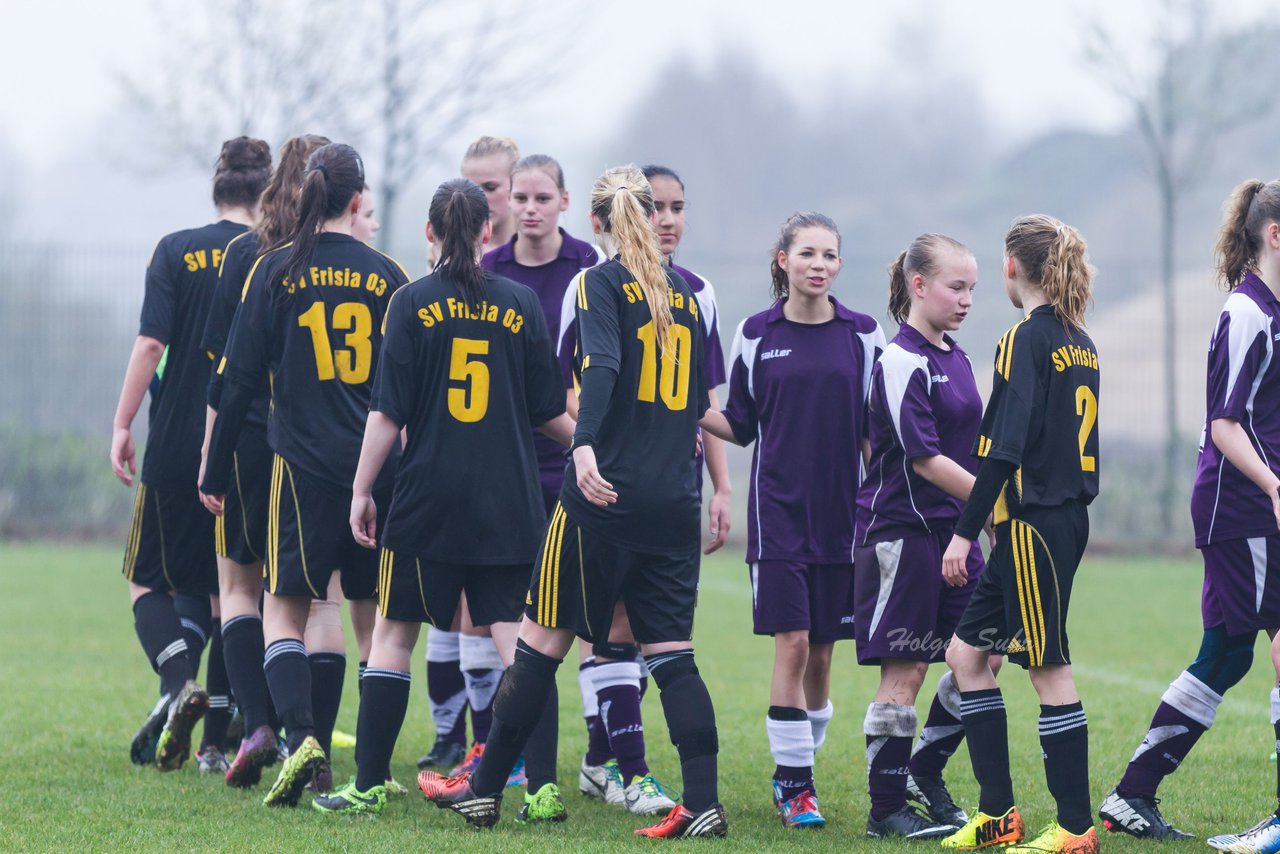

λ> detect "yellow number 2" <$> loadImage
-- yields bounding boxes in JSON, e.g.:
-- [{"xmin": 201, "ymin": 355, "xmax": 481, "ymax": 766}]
[
  {"xmin": 1075, "ymin": 385, "xmax": 1097, "ymax": 473},
  {"xmin": 296, "ymin": 301, "xmax": 373, "ymax": 384},
  {"xmin": 448, "ymin": 337, "xmax": 490, "ymax": 422}
]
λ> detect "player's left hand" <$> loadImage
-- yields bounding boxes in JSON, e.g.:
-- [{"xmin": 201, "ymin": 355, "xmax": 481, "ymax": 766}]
[
  {"xmin": 942, "ymin": 534, "xmax": 972, "ymax": 587},
  {"xmin": 110, "ymin": 427, "xmax": 136, "ymax": 486},
  {"xmin": 350, "ymin": 493, "xmax": 378, "ymax": 549},
  {"xmin": 704, "ymin": 490, "xmax": 731, "ymax": 554}
]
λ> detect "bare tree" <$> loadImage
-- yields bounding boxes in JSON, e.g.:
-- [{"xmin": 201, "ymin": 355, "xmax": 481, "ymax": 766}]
[
  {"xmin": 359, "ymin": 0, "xmax": 571, "ymax": 246},
  {"xmin": 115, "ymin": 0, "xmax": 360, "ymax": 171},
  {"xmin": 1082, "ymin": 0, "xmax": 1272, "ymax": 537}
]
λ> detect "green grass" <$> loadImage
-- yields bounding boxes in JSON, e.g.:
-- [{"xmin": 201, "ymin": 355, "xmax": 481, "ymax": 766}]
[{"xmin": 1, "ymin": 542, "xmax": 1276, "ymax": 851}]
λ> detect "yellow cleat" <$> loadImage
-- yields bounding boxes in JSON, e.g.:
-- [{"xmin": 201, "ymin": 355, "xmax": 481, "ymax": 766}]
[
  {"xmin": 941, "ymin": 806, "xmax": 1025, "ymax": 850},
  {"xmin": 1006, "ymin": 822, "xmax": 1099, "ymax": 853}
]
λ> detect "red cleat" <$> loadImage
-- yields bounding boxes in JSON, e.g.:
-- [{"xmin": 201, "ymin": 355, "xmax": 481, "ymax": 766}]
[
  {"xmin": 418, "ymin": 770, "xmax": 502, "ymax": 828},
  {"xmin": 635, "ymin": 803, "xmax": 728, "ymax": 839}
]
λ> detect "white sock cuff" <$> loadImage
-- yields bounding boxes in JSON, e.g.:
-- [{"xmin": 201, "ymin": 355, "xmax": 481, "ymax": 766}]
[
  {"xmin": 1162, "ymin": 670, "xmax": 1223, "ymax": 729},
  {"xmin": 1271, "ymin": 687, "xmax": 1280, "ymax": 726},
  {"xmin": 578, "ymin": 663, "xmax": 599, "ymax": 716},
  {"xmin": 459, "ymin": 634, "xmax": 504, "ymax": 671},
  {"xmin": 807, "ymin": 700, "xmax": 834, "ymax": 723},
  {"xmin": 766, "ymin": 716, "xmax": 816, "ymax": 767},
  {"xmin": 426, "ymin": 627, "xmax": 461, "ymax": 663},
  {"xmin": 863, "ymin": 702, "xmax": 918, "ymax": 738},
  {"xmin": 936, "ymin": 671, "xmax": 962, "ymax": 719},
  {"xmin": 593, "ymin": 660, "xmax": 642, "ymax": 691}
]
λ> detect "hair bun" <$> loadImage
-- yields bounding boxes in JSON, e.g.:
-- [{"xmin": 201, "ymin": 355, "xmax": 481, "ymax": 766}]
[{"xmin": 219, "ymin": 136, "xmax": 272, "ymax": 172}]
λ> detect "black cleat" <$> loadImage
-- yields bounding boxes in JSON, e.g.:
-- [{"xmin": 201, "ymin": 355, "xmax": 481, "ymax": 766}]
[
  {"xmin": 130, "ymin": 693, "xmax": 171, "ymax": 766},
  {"xmin": 866, "ymin": 804, "xmax": 956, "ymax": 839},
  {"xmin": 417, "ymin": 738, "xmax": 467, "ymax": 770},
  {"xmin": 907, "ymin": 773, "xmax": 969, "ymax": 828},
  {"xmin": 419, "ymin": 771, "xmax": 502, "ymax": 828},
  {"xmin": 1098, "ymin": 787, "xmax": 1194, "ymax": 840}
]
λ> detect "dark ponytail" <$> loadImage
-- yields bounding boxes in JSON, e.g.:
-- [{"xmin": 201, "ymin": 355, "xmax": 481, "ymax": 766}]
[
  {"xmin": 212, "ymin": 136, "xmax": 271, "ymax": 208},
  {"xmin": 887, "ymin": 251, "xmax": 910, "ymax": 323},
  {"xmin": 281, "ymin": 143, "xmax": 365, "ymax": 287},
  {"xmin": 770, "ymin": 212, "xmax": 840, "ymax": 302},
  {"xmin": 430, "ymin": 178, "xmax": 490, "ymax": 307},
  {"xmin": 1216, "ymin": 179, "xmax": 1280, "ymax": 290}
]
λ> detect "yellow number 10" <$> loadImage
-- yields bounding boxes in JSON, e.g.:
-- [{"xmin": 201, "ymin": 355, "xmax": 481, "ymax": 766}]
[
  {"xmin": 1075, "ymin": 385, "xmax": 1097, "ymax": 473},
  {"xmin": 636, "ymin": 321, "xmax": 692, "ymax": 411}
]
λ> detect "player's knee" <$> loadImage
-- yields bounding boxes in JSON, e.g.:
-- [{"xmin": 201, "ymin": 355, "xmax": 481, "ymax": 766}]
[
  {"xmin": 944, "ymin": 636, "xmax": 981, "ymax": 675},
  {"xmin": 646, "ymin": 648, "xmax": 698, "ymax": 690},
  {"xmin": 592, "ymin": 640, "xmax": 639, "ymax": 662},
  {"xmin": 1188, "ymin": 625, "xmax": 1255, "ymax": 695}
]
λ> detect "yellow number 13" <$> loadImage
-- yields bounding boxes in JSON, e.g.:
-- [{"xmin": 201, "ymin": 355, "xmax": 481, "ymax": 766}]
[{"xmin": 297, "ymin": 301, "xmax": 372, "ymax": 384}]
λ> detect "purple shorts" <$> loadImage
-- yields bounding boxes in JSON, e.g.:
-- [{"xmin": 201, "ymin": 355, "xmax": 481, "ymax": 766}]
[
  {"xmin": 748, "ymin": 561, "xmax": 856, "ymax": 644},
  {"xmin": 853, "ymin": 529, "xmax": 985, "ymax": 665},
  {"xmin": 1201, "ymin": 534, "xmax": 1280, "ymax": 634}
]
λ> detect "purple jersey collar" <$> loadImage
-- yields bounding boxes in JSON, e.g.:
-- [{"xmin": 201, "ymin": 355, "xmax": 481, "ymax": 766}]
[
  {"xmin": 489, "ymin": 227, "xmax": 592, "ymax": 267},
  {"xmin": 766, "ymin": 295, "xmax": 860, "ymax": 324},
  {"xmin": 1239, "ymin": 271, "xmax": 1279, "ymax": 305},
  {"xmin": 895, "ymin": 320, "xmax": 958, "ymax": 353}
]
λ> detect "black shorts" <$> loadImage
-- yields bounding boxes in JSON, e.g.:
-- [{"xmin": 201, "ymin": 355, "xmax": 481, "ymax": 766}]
[
  {"xmin": 525, "ymin": 502, "xmax": 700, "ymax": 645},
  {"xmin": 214, "ymin": 426, "xmax": 272, "ymax": 566},
  {"xmin": 954, "ymin": 501, "xmax": 1089, "ymax": 669},
  {"xmin": 378, "ymin": 548, "xmax": 528, "ymax": 628},
  {"xmin": 122, "ymin": 481, "xmax": 217, "ymax": 595},
  {"xmin": 265, "ymin": 454, "xmax": 385, "ymax": 601}
]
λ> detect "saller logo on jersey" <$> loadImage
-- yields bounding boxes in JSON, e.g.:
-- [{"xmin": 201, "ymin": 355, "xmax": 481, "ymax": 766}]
[{"xmin": 760, "ymin": 348, "xmax": 792, "ymax": 360}]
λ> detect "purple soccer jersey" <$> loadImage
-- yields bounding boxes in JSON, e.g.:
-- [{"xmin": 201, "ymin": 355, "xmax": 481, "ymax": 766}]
[
  {"xmin": 857, "ymin": 323, "xmax": 984, "ymax": 544},
  {"xmin": 1191, "ymin": 272, "xmax": 1280, "ymax": 547},
  {"xmin": 723, "ymin": 297, "xmax": 886, "ymax": 563},
  {"xmin": 483, "ymin": 228, "xmax": 599, "ymax": 502}
]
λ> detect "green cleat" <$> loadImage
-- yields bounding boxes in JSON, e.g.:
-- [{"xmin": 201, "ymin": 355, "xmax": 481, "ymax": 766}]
[
  {"xmin": 263, "ymin": 735, "xmax": 328, "ymax": 807},
  {"xmin": 516, "ymin": 782, "xmax": 568, "ymax": 824},
  {"xmin": 312, "ymin": 780, "xmax": 387, "ymax": 816},
  {"xmin": 155, "ymin": 681, "xmax": 209, "ymax": 772}
]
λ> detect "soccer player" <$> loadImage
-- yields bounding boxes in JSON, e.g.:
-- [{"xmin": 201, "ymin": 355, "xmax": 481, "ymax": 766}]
[
  {"xmin": 938, "ymin": 215, "xmax": 1100, "ymax": 853},
  {"xmin": 202, "ymin": 133, "xmax": 329, "ymax": 788},
  {"xmin": 419, "ymin": 135, "xmax": 523, "ymax": 771},
  {"xmin": 1108, "ymin": 180, "xmax": 1280, "ymax": 852},
  {"xmin": 312, "ymin": 177, "xmax": 575, "ymax": 816},
  {"xmin": 698, "ymin": 212, "xmax": 885, "ymax": 829},
  {"xmin": 854, "ymin": 234, "xmax": 991, "ymax": 839},
  {"xmin": 112, "ymin": 136, "xmax": 270, "ymax": 772},
  {"xmin": 199, "ymin": 143, "xmax": 410, "ymax": 808},
  {"xmin": 479, "ymin": 152, "xmax": 602, "ymax": 807},
  {"xmin": 421, "ymin": 165, "xmax": 727, "ymax": 839}
]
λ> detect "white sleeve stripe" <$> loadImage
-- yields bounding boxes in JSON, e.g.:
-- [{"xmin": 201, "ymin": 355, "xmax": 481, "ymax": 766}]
[
  {"xmin": 693, "ymin": 277, "xmax": 718, "ymax": 339},
  {"xmin": 557, "ymin": 272, "xmax": 584, "ymax": 357},
  {"xmin": 1222, "ymin": 293, "xmax": 1272, "ymax": 410},
  {"xmin": 729, "ymin": 319, "xmax": 761, "ymax": 400},
  {"xmin": 878, "ymin": 343, "xmax": 930, "ymax": 447}
]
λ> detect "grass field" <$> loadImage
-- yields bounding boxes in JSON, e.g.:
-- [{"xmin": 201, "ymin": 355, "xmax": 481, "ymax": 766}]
[{"xmin": 2, "ymin": 541, "xmax": 1277, "ymax": 852}]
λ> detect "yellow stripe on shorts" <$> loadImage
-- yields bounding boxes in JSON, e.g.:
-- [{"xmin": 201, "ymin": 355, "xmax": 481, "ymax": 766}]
[{"xmin": 123, "ymin": 483, "xmax": 147, "ymax": 580}]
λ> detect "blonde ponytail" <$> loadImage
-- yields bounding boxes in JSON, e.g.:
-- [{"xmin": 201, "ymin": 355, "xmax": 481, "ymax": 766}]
[
  {"xmin": 1006, "ymin": 214, "xmax": 1094, "ymax": 332},
  {"xmin": 590, "ymin": 166, "xmax": 674, "ymax": 350}
]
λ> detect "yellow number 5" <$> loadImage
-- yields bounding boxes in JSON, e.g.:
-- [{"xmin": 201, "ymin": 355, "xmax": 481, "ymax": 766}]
[{"xmin": 448, "ymin": 338, "xmax": 490, "ymax": 422}]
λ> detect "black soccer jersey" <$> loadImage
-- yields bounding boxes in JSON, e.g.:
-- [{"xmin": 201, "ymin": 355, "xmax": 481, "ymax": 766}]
[
  {"xmin": 975, "ymin": 304, "xmax": 1100, "ymax": 520},
  {"xmin": 561, "ymin": 259, "xmax": 710, "ymax": 555},
  {"xmin": 206, "ymin": 233, "xmax": 409, "ymax": 492},
  {"xmin": 372, "ymin": 271, "xmax": 566, "ymax": 563},
  {"xmin": 201, "ymin": 230, "xmax": 269, "ymax": 430},
  {"xmin": 139, "ymin": 220, "xmax": 248, "ymax": 485}
]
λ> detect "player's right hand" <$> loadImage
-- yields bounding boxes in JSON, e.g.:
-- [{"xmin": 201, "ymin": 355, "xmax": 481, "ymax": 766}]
[
  {"xmin": 351, "ymin": 493, "xmax": 378, "ymax": 549},
  {"xmin": 1271, "ymin": 483, "xmax": 1280, "ymax": 532},
  {"xmin": 942, "ymin": 534, "xmax": 972, "ymax": 587},
  {"xmin": 200, "ymin": 492, "xmax": 224, "ymax": 516},
  {"xmin": 573, "ymin": 445, "xmax": 617, "ymax": 507},
  {"xmin": 110, "ymin": 427, "xmax": 135, "ymax": 486}
]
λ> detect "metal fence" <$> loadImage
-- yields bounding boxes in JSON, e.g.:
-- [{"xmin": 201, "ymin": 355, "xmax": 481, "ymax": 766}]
[{"xmin": 0, "ymin": 241, "xmax": 1205, "ymax": 549}]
